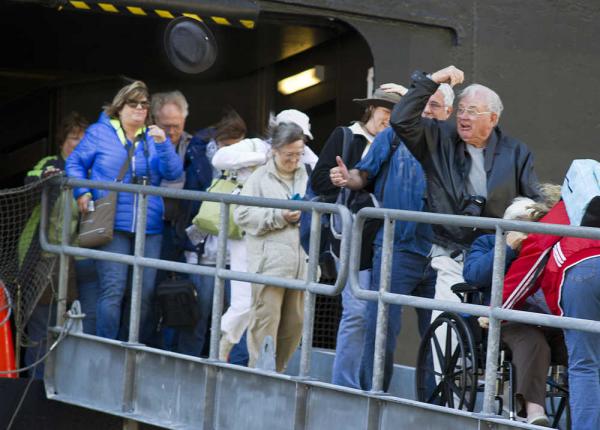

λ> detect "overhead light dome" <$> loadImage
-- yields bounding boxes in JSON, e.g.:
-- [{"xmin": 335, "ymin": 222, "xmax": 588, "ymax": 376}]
[{"xmin": 163, "ymin": 17, "xmax": 218, "ymax": 74}]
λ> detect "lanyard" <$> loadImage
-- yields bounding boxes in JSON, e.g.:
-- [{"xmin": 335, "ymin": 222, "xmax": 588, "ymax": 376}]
[{"xmin": 110, "ymin": 119, "xmax": 150, "ymax": 182}]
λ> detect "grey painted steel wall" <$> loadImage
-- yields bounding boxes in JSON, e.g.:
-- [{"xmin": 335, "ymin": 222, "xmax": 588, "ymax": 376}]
[{"xmin": 263, "ymin": 0, "xmax": 600, "ymax": 183}]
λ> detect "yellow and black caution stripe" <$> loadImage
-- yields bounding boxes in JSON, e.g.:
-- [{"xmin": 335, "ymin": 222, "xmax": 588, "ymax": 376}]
[{"xmin": 61, "ymin": 1, "xmax": 256, "ymax": 29}]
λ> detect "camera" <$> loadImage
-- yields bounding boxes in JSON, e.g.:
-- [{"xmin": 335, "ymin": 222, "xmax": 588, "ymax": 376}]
[
  {"xmin": 462, "ymin": 195, "xmax": 486, "ymax": 217},
  {"xmin": 132, "ymin": 175, "xmax": 149, "ymax": 185}
]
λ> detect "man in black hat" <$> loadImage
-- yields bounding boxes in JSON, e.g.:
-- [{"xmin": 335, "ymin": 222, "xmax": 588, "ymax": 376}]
[
  {"xmin": 311, "ymin": 88, "xmax": 400, "ymax": 389},
  {"xmin": 327, "ymin": 82, "xmax": 456, "ymax": 391},
  {"xmin": 311, "ymin": 88, "xmax": 401, "ymax": 198}
]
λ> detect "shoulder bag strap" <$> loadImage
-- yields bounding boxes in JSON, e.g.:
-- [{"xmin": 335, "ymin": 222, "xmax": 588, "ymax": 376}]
[
  {"xmin": 305, "ymin": 163, "xmax": 313, "ymax": 176},
  {"xmin": 116, "ymin": 143, "xmax": 136, "ymax": 182},
  {"xmin": 341, "ymin": 126, "xmax": 353, "ymax": 166}
]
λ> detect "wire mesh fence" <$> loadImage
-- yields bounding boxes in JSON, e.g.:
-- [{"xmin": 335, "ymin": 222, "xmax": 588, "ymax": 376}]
[
  {"xmin": 313, "ymin": 293, "xmax": 342, "ymax": 349},
  {"xmin": 0, "ymin": 177, "xmax": 60, "ymax": 348}
]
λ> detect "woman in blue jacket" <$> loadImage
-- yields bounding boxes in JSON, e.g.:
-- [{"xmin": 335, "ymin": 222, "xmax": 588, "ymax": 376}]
[{"xmin": 66, "ymin": 81, "xmax": 182, "ymax": 343}]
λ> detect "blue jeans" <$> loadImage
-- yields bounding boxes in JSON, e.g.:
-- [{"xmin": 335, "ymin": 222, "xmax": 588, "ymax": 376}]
[
  {"xmin": 229, "ymin": 331, "xmax": 249, "ymax": 366},
  {"xmin": 331, "ymin": 268, "xmax": 372, "ymax": 388},
  {"xmin": 361, "ymin": 247, "xmax": 436, "ymax": 391},
  {"xmin": 95, "ymin": 231, "xmax": 162, "ymax": 343},
  {"xmin": 177, "ymin": 268, "xmax": 231, "ymax": 357},
  {"xmin": 561, "ymin": 257, "xmax": 600, "ymax": 430},
  {"xmin": 75, "ymin": 258, "xmax": 98, "ymax": 335},
  {"xmin": 25, "ymin": 303, "xmax": 55, "ymax": 379}
]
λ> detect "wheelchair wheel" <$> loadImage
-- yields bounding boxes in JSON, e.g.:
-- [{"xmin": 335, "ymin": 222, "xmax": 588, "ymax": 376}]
[{"xmin": 415, "ymin": 312, "xmax": 478, "ymax": 411}]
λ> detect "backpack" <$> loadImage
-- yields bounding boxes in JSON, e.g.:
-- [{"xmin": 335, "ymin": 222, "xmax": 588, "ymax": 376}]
[
  {"xmin": 562, "ymin": 159, "xmax": 600, "ymax": 227},
  {"xmin": 329, "ymin": 127, "xmax": 401, "ymax": 270}
]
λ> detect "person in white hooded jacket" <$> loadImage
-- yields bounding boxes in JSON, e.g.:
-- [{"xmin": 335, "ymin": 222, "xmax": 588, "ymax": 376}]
[{"xmin": 213, "ymin": 109, "xmax": 317, "ymax": 360}]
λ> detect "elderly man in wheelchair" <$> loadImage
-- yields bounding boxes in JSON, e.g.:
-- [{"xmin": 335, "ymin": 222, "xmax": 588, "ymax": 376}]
[{"xmin": 415, "ymin": 193, "xmax": 569, "ymax": 428}]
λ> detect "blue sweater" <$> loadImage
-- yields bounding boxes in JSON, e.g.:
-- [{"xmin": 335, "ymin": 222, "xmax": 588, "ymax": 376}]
[
  {"xmin": 463, "ymin": 234, "xmax": 518, "ymax": 288},
  {"xmin": 355, "ymin": 127, "xmax": 432, "ymax": 256},
  {"xmin": 66, "ymin": 113, "xmax": 182, "ymax": 234},
  {"xmin": 464, "ymin": 234, "xmax": 551, "ymax": 313}
]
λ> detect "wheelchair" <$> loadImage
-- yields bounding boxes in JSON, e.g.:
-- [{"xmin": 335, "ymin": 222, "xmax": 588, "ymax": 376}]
[{"xmin": 414, "ymin": 283, "xmax": 570, "ymax": 429}]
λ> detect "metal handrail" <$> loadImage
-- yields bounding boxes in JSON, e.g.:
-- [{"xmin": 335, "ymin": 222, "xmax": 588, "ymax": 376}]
[
  {"xmin": 39, "ymin": 176, "xmax": 353, "ymax": 385},
  {"xmin": 349, "ymin": 206, "xmax": 600, "ymax": 412},
  {"xmin": 40, "ymin": 177, "xmax": 353, "ymax": 297},
  {"xmin": 38, "ymin": 176, "xmax": 600, "ymax": 419}
]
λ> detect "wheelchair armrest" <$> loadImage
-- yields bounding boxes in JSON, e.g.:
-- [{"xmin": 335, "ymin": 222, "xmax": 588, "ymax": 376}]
[{"xmin": 451, "ymin": 283, "xmax": 484, "ymax": 294}]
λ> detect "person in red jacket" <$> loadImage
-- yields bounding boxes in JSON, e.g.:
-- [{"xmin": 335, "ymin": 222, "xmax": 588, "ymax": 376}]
[{"xmin": 502, "ymin": 200, "xmax": 600, "ymax": 430}]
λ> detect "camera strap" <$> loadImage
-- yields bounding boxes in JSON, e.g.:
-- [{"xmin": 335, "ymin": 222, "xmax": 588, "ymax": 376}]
[{"xmin": 141, "ymin": 130, "xmax": 152, "ymax": 184}]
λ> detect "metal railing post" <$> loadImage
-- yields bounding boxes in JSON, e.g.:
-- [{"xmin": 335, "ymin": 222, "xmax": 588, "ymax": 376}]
[
  {"xmin": 371, "ymin": 215, "xmax": 395, "ymax": 392},
  {"xmin": 209, "ymin": 202, "xmax": 229, "ymax": 360},
  {"xmin": 127, "ymin": 190, "xmax": 148, "ymax": 343},
  {"xmin": 299, "ymin": 210, "xmax": 322, "ymax": 378},
  {"xmin": 56, "ymin": 187, "xmax": 73, "ymax": 327},
  {"xmin": 482, "ymin": 226, "xmax": 507, "ymax": 414},
  {"xmin": 123, "ymin": 189, "xmax": 148, "ymax": 423}
]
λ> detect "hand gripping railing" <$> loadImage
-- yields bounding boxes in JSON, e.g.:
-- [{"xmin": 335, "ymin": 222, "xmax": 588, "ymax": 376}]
[
  {"xmin": 349, "ymin": 207, "xmax": 600, "ymax": 415},
  {"xmin": 38, "ymin": 176, "xmax": 352, "ymax": 383}
]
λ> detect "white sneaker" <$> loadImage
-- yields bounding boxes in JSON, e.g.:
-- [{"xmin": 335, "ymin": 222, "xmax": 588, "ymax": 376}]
[{"xmin": 527, "ymin": 414, "xmax": 550, "ymax": 427}]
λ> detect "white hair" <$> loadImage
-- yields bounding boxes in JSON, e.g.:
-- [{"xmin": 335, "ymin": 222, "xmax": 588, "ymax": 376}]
[
  {"xmin": 438, "ymin": 83, "xmax": 455, "ymax": 107},
  {"xmin": 458, "ymin": 84, "xmax": 504, "ymax": 117},
  {"xmin": 503, "ymin": 197, "xmax": 536, "ymax": 221},
  {"xmin": 151, "ymin": 90, "xmax": 189, "ymax": 119}
]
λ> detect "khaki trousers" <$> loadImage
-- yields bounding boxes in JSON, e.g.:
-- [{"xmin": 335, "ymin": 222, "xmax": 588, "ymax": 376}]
[{"xmin": 247, "ymin": 284, "xmax": 304, "ymax": 372}]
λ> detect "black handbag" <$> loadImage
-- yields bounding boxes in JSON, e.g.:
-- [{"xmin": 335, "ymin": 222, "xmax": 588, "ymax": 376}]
[{"xmin": 155, "ymin": 277, "xmax": 199, "ymax": 328}]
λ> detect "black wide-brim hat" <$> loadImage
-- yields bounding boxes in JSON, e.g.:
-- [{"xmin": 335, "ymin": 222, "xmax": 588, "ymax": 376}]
[
  {"xmin": 353, "ymin": 88, "xmax": 401, "ymax": 110},
  {"xmin": 163, "ymin": 17, "xmax": 218, "ymax": 74}
]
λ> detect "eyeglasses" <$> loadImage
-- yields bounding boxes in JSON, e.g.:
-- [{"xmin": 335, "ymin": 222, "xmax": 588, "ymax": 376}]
[
  {"xmin": 125, "ymin": 99, "xmax": 150, "ymax": 109},
  {"xmin": 160, "ymin": 124, "xmax": 183, "ymax": 132},
  {"xmin": 426, "ymin": 101, "xmax": 445, "ymax": 111},
  {"xmin": 279, "ymin": 151, "xmax": 305, "ymax": 159},
  {"xmin": 456, "ymin": 106, "xmax": 492, "ymax": 117}
]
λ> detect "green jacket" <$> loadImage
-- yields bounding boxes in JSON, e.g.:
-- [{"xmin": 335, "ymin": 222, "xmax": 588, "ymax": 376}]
[{"xmin": 18, "ymin": 155, "xmax": 78, "ymax": 268}]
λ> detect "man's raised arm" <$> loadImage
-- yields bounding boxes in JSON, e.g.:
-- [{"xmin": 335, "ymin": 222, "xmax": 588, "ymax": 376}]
[{"xmin": 390, "ymin": 66, "xmax": 464, "ymax": 161}]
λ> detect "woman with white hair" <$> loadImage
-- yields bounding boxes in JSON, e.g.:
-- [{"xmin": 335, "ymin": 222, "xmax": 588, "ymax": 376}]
[
  {"xmin": 463, "ymin": 188, "xmax": 567, "ymax": 426},
  {"xmin": 233, "ymin": 122, "xmax": 309, "ymax": 372},
  {"xmin": 211, "ymin": 109, "xmax": 317, "ymax": 361}
]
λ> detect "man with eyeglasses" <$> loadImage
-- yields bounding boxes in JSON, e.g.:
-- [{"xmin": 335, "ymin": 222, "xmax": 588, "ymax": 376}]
[
  {"xmin": 150, "ymin": 91, "xmax": 193, "ymax": 348},
  {"xmin": 391, "ymin": 65, "xmax": 540, "ymax": 320},
  {"xmin": 328, "ymin": 83, "xmax": 453, "ymax": 391},
  {"xmin": 423, "ymin": 83, "xmax": 455, "ymax": 120}
]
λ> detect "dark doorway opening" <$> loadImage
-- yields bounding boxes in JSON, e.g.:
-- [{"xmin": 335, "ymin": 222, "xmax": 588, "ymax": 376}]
[{"xmin": 0, "ymin": 3, "xmax": 374, "ymax": 187}]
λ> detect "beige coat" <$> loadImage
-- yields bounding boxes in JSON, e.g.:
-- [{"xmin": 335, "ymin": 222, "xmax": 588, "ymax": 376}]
[{"xmin": 233, "ymin": 159, "xmax": 308, "ymax": 280}]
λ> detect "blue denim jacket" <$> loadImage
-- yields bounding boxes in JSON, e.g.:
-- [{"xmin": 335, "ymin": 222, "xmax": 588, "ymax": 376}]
[{"xmin": 355, "ymin": 127, "xmax": 432, "ymax": 256}]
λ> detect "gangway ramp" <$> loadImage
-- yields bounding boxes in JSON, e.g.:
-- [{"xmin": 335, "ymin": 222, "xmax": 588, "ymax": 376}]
[
  {"xmin": 44, "ymin": 330, "xmax": 541, "ymax": 430},
  {"xmin": 39, "ymin": 178, "xmax": 593, "ymax": 430}
]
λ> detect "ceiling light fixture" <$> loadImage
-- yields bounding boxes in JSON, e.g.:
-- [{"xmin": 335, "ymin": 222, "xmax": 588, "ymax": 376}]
[{"xmin": 277, "ymin": 66, "xmax": 325, "ymax": 95}]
